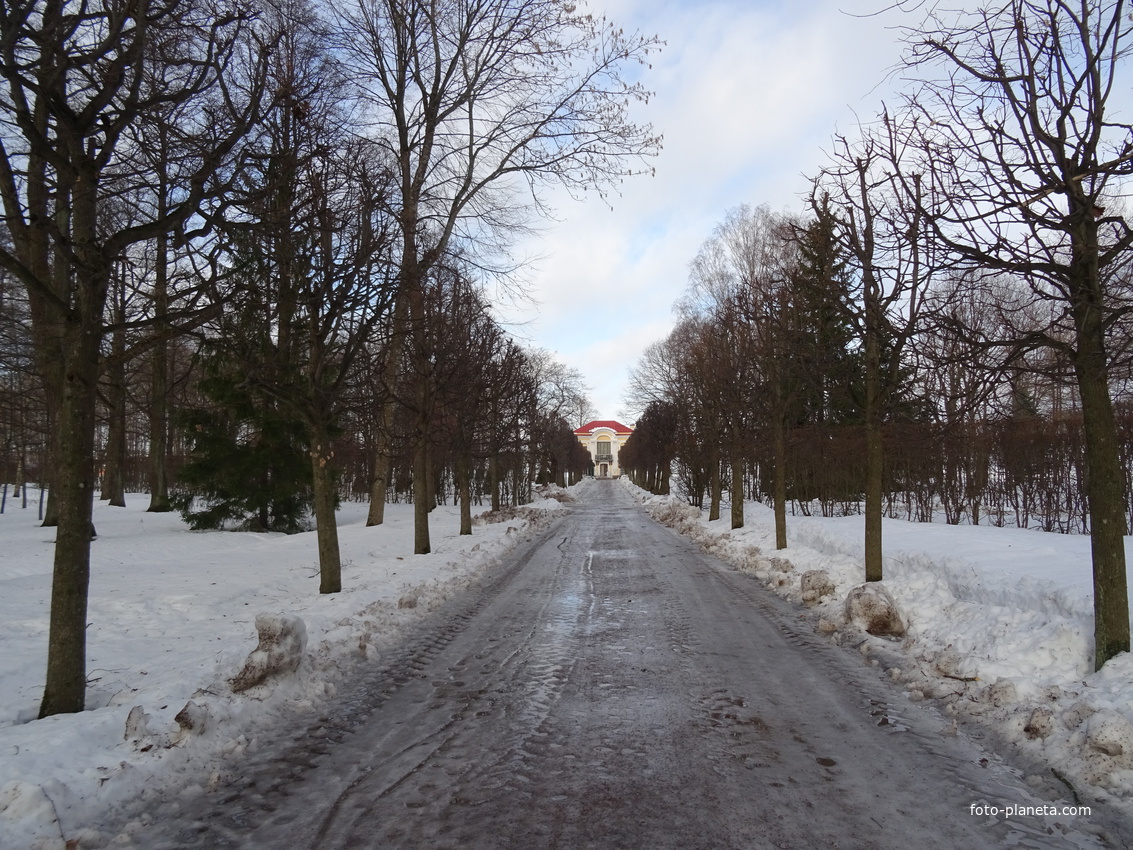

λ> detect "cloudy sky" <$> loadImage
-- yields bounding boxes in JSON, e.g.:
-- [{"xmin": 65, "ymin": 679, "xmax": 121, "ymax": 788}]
[{"xmin": 493, "ymin": 0, "xmax": 917, "ymax": 423}]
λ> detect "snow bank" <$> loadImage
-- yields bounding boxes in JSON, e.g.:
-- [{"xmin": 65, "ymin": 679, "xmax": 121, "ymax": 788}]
[
  {"xmin": 626, "ymin": 478, "xmax": 1133, "ymax": 815},
  {"xmin": 0, "ymin": 491, "xmax": 566, "ymax": 848},
  {"xmin": 228, "ymin": 613, "xmax": 308, "ymax": 693}
]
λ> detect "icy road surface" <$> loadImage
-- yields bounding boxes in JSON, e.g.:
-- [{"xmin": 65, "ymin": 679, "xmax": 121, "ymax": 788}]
[{"xmin": 135, "ymin": 482, "xmax": 1109, "ymax": 848}]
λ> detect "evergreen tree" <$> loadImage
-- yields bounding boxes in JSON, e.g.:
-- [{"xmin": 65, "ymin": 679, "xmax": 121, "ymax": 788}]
[
  {"xmin": 173, "ymin": 339, "xmax": 314, "ymax": 533},
  {"xmin": 789, "ymin": 205, "xmax": 863, "ymax": 427}
]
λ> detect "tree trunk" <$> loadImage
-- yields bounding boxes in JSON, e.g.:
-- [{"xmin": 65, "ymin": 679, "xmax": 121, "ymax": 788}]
[
  {"xmin": 366, "ymin": 296, "xmax": 409, "ymax": 527},
  {"xmin": 406, "ymin": 258, "xmax": 432, "ymax": 554},
  {"xmin": 490, "ymin": 454, "xmax": 501, "ymax": 511},
  {"xmin": 147, "ymin": 226, "xmax": 172, "ymax": 513},
  {"xmin": 864, "ymin": 310, "xmax": 884, "ymax": 582},
  {"xmin": 1077, "ymin": 357, "xmax": 1129, "ymax": 668},
  {"xmin": 101, "ymin": 320, "xmax": 127, "ymax": 508},
  {"xmin": 523, "ymin": 452, "xmax": 535, "ymax": 505},
  {"xmin": 411, "ymin": 354, "xmax": 432, "ymax": 552},
  {"xmin": 39, "ymin": 304, "xmax": 102, "ymax": 717},
  {"xmin": 310, "ymin": 422, "xmax": 342, "ymax": 594},
  {"xmin": 1070, "ymin": 216, "xmax": 1130, "ymax": 669},
  {"xmin": 41, "ymin": 410, "xmax": 60, "ymax": 526},
  {"xmin": 39, "ymin": 158, "xmax": 107, "ymax": 717},
  {"xmin": 427, "ymin": 447, "xmax": 439, "ymax": 511},
  {"xmin": 22, "ymin": 112, "xmax": 63, "ymax": 529},
  {"xmin": 457, "ymin": 452, "xmax": 472, "ymax": 535},
  {"xmin": 100, "ymin": 384, "xmax": 127, "ymax": 507},
  {"xmin": 145, "ymin": 340, "xmax": 171, "ymax": 512},
  {"xmin": 413, "ymin": 436, "xmax": 431, "ymax": 554},
  {"xmin": 730, "ymin": 441, "xmax": 744, "ymax": 530},
  {"xmin": 708, "ymin": 451, "xmax": 722, "ymax": 522},
  {"xmin": 967, "ymin": 424, "xmax": 988, "ymax": 527},
  {"xmin": 772, "ymin": 412, "xmax": 788, "ymax": 550},
  {"xmin": 366, "ymin": 438, "xmax": 391, "ymax": 527},
  {"xmin": 15, "ymin": 454, "xmax": 25, "ymax": 501}
]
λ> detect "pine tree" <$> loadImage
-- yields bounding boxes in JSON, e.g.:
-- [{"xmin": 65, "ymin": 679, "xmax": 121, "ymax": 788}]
[
  {"xmin": 173, "ymin": 339, "xmax": 314, "ymax": 534},
  {"xmin": 790, "ymin": 206, "xmax": 863, "ymax": 427}
]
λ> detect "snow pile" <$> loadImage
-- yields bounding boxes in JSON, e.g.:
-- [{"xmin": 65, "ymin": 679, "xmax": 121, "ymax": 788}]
[
  {"xmin": 843, "ymin": 583, "xmax": 906, "ymax": 637},
  {"xmin": 629, "ymin": 478, "xmax": 1133, "ymax": 812},
  {"xmin": 228, "ymin": 614, "xmax": 308, "ymax": 693},
  {"xmin": 800, "ymin": 569, "xmax": 835, "ymax": 605},
  {"xmin": 532, "ymin": 483, "xmax": 578, "ymax": 504},
  {"xmin": 0, "ymin": 491, "xmax": 565, "ymax": 849}
]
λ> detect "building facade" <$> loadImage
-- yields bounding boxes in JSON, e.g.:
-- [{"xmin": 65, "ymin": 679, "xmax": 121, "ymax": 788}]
[{"xmin": 573, "ymin": 420, "xmax": 634, "ymax": 479}]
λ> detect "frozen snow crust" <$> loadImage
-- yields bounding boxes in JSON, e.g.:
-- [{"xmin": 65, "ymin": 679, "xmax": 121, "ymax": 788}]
[
  {"xmin": 0, "ymin": 488, "xmax": 569, "ymax": 849},
  {"xmin": 629, "ymin": 478, "xmax": 1133, "ymax": 820}
]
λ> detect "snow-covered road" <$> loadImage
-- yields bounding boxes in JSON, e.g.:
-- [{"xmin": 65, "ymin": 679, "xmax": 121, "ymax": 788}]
[{"xmin": 115, "ymin": 482, "xmax": 1112, "ymax": 848}]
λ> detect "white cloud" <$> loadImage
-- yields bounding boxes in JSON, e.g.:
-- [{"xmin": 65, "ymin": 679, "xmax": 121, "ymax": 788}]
[
  {"xmin": 559, "ymin": 317, "xmax": 678, "ymax": 422},
  {"xmin": 497, "ymin": 0, "xmax": 914, "ymax": 418}
]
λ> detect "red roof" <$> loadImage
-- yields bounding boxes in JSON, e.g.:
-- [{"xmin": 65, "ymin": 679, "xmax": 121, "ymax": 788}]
[{"xmin": 573, "ymin": 419, "xmax": 634, "ymax": 436}]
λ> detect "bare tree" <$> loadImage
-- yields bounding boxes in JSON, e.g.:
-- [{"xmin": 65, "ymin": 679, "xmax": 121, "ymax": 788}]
[
  {"xmin": 342, "ymin": 0, "xmax": 661, "ymax": 553},
  {"xmin": 524, "ymin": 346, "xmax": 592, "ymax": 484},
  {"xmin": 684, "ymin": 205, "xmax": 806, "ymax": 540},
  {"xmin": 626, "ymin": 337, "xmax": 684, "ymax": 420},
  {"xmin": 913, "ymin": 272, "xmax": 1016, "ymax": 526},
  {"xmin": 0, "ymin": 0, "xmax": 266, "ymax": 716},
  {"xmin": 627, "ymin": 323, "xmax": 720, "ymax": 509},
  {"xmin": 481, "ymin": 337, "xmax": 531, "ymax": 511},
  {"xmin": 665, "ymin": 317, "xmax": 728, "ymax": 518},
  {"xmin": 427, "ymin": 268, "xmax": 507, "ymax": 533},
  {"xmin": 899, "ymin": 0, "xmax": 1133, "ymax": 667},
  {"xmin": 0, "ymin": 261, "xmax": 46, "ymax": 509},
  {"xmin": 813, "ymin": 116, "xmax": 935, "ymax": 582},
  {"xmin": 209, "ymin": 0, "xmax": 398, "ymax": 593}
]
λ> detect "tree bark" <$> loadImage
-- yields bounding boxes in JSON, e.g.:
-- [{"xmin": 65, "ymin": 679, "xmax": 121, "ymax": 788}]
[
  {"xmin": 729, "ymin": 440, "xmax": 744, "ymax": 530},
  {"xmin": 310, "ymin": 421, "xmax": 342, "ymax": 594},
  {"xmin": 366, "ymin": 404, "xmax": 393, "ymax": 527},
  {"xmin": 145, "ymin": 324, "xmax": 172, "ymax": 512},
  {"xmin": 490, "ymin": 454, "xmax": 501, "ymax": 512},
  {"xmin": 411, "ymin": 329, "xmax": 432, "ymax": 553},
  {"xmin": 39, "ymin": 319, "xmax": 101, "ymax": 716},
  {"xmin": 366, "ymin": 295, "xmax": 409, "ymax": 526},
  {"xmin": 14, "ymin": 454, "xmax": 25, "ymax": 501},
  {"xmin": 101, "ymin": 312, "xmax": 127, "ymax": 508},
  {"xmin": 413, "ymin": 436, "xmax": 431, "ymax": 554},
  {"xmin": 772, "ymin": 411, "xmax": 788, "ymax": 550},
  {"xmin": 708, "ymin": 451, "xmax": 722, "ymax": 522},
  {"xmin": 21, "ymin": 110, "xmax": 63, "ymax": 528},
  {"xmin": 863, "ymin": 307, "xmax": 884, "ymax": 582},
  {"xmin": 146, "ymin": 188, "xmax": 172, "ymax": 513},
  {"xmin": 411, "ymin": 273, "xmax": 432, "ymax": 553},
  {"xmin": 100, "ymin": 374, "xmax": 127, "ymax": 507},
  {"xmin": 457, "ymin": 452, "xmax": 472, "ymax": 535},
  {"xmin": 1070, "ymin": 215, "xmax": 1130, "ymax": 668},
  {"xmin": 39, "ymin": 168, "xmax": 106, "ymax": 714}
]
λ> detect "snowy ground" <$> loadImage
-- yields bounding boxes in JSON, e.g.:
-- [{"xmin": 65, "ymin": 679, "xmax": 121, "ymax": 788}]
[
  {"xmin": 0, "ymin": 491, "xmax": 567, "ymax": 849},
  {"xmin": 6, "ymin": 481, "xmax": 1133, "ymax": 848},
  {"xmin": 628, "ymin": 479, "xmax": 1133, "ymax": 825}
]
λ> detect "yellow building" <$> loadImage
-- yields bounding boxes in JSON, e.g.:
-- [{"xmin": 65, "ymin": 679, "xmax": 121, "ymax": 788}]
[{"xmin": 572, "ymin": 420, "xmax": 633, "ymax": 478}]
